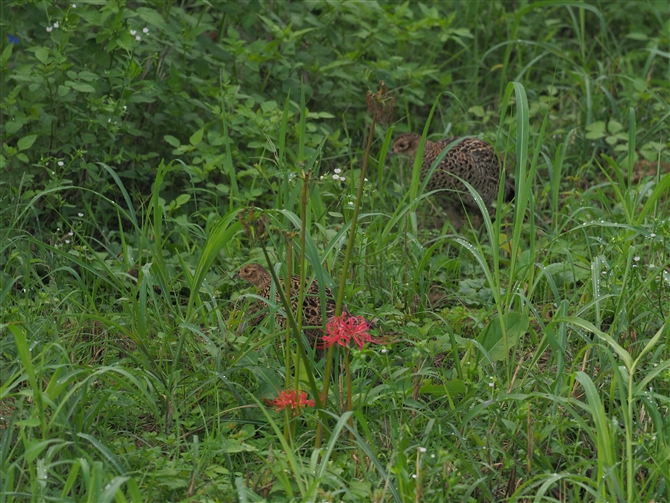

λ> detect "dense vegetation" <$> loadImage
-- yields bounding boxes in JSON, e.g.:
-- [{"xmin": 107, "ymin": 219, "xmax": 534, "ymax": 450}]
[{"xmin": 2, "ymin": 1, "xmax": 670, "ymax": 501}]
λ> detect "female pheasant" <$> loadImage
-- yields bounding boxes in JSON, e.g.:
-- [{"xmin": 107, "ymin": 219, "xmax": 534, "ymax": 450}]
[
  {"xmin": 236, "ymin": 263, "xmax": 344, "ymax": 348},
  {"xmin": 391, "ymin": 132, "xmax": 514, "ymax": 230}
]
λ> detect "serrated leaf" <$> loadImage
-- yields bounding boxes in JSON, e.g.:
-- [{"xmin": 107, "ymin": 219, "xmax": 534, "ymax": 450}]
[{"xmin": 17, "ymin": 135, "xmax": 37, "ymax": 151}]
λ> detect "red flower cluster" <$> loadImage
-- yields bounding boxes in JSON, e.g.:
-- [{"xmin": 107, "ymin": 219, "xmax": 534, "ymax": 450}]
[
  {"xmin": 321, "ymin": 314, "xmax": 380, "ymax": 350},
  {"xmin": 270, "ymin": 389, "xmax": 315, "ymax": 412}
]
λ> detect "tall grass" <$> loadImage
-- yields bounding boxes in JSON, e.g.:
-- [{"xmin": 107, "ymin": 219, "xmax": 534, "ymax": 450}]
[{"xmin": 2, "ymin": 1, "xmax": 670, "ymax": 501}]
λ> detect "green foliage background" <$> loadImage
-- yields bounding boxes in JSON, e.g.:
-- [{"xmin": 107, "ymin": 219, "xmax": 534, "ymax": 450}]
[{"xmin": 2, "ymin": 1, "xmax": 670, "ymax": 502}]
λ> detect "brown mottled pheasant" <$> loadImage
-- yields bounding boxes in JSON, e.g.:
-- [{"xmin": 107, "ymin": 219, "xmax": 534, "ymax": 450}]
[
  {"xmin": 236, "ymin": 263, "xmax": 345, "ymax": 347},
  {"xmin": 391, "ymin": 132, "xmax": 514, "ymax": 230}
]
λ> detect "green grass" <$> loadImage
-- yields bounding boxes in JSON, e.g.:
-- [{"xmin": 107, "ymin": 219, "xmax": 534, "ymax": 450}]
[{"xmin": 2, "ymin": 1, "xmax": 670, "ymax": 501}]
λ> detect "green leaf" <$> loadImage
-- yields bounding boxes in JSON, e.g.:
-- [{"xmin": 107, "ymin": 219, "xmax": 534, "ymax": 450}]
[
  {"xmin": 607, "ymin": 120, "xmax": 623, "ymax": 134},
  {"xmin": 136, "ymin": 7, "xmax": 171, "ymax": 33},
  {"xmin": 17, "ymin": 417, "xmax": 41, "ymax": 427},
  {"xmin": 585, "ymin": 121, "xmax": 606, "ymax": 139},
  {"xmin": 175, "ymin": 194, "xmax": 191, "ymax": 206},
  {"xmin": 17, "ymin": 135, "xmax": 37, "ymax": 151},
  {"xmin": 78, "ymin": 71, "xmax": 98, "ymax": 81},
  {"xmin": 164, "ymin": 135, "xmax": 180, "ymax": 147},
  {"xmin": 468, "ymin": 105, "xmax": 486, "ymax": 118},
  {"xmin": 5, "ymin": 121, "xmax": 23, "ymax": 135},
  {"xmin": 419, "ymin": 380, "xmax": 466, "ymax": 396},
  {"xmin": 2, "ymin": 43, "xmax": 13, "ymax": 64},
  {"xmin": 189, "ymin": 127, "xmax": 204, "ymax": 146},
  {"xmin": 478, "ymin": 312, "xmax": 528, "ymax": 362},
  {"xmin": 67, "ymin": 81, "xmax": 96, "ymax": 93},
  {"xmin": 34, "ymin": 47, "xmax": 49, "ymax": 64},
  {"xmin": 58, "ymin": 85, "xmax": 71, "ymax": 96}
]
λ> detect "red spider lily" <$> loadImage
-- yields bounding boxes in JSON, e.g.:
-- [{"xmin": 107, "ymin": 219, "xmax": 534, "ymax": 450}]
[
  {"xmin": 321, "ymin": 314, "xmax": 380, "ymax": 350},
  {"xmin": 270, "ymin": 389, "xmax": 315, "ymax": 412}
]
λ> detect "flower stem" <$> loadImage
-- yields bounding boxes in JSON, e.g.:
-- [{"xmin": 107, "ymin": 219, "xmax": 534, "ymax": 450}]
[{"xmin": 316, "ymin": 115, "xmax": 377, "ymax": 448}]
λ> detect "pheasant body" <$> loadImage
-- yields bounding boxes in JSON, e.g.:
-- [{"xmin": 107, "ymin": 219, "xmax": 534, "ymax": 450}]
[
  {"xmin": 391, "ymin": 132, "xmax": 513, "ymax": 229},
  {"xmin": 237, "ymin": 263, "xmax": 343, "ymax": 347}
]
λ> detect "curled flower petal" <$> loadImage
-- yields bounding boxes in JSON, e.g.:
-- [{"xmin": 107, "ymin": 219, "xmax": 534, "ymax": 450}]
[
  {"xmin": 270, "ymin": 389, "xmax": 315, "ymax": 412},
  {"xmin": 321, "ymin": 314, "xmax": 380, "ymax": 350}
]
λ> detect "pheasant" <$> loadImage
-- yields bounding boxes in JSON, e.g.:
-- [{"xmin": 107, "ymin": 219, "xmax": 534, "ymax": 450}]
[
  {"xmin": 236, "ymin": 263, "xmax": 344, "ymax": 348},
  {"xmin": 391, "ymin": 132, "xmax": 514, "ymax": 230}
]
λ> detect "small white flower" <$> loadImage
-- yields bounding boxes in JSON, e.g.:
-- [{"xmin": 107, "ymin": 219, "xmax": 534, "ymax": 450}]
[
  {"xmin": 347, "ymin": 201, "xmax": 354, "ymax": 205},
  {"xmin": 143, "ymin": 27, "xmax": 149, "ymax": 33},
  {"xmin": 68, "ymin": 231, "xmax": 73, "ymax": 236},
  {"xmin": 332, "ymin": 174, "xmax": 340, "ymax": 180},
  {"xmin": 488, "ymin": 382, "xmax": 494, "ymax": 387},
  {"xmin": 650, "ymin": 233, "xmax": 656, "ymax": 238},
  {"xmin": 65, "ymin": 239, "xmax": 71, "ymax": 244},
  {"xmin": 339, "ymin": 177, "xmax": 345, "ymax": 181},
  {"xmin": 46, "ymin": 26, "xmax": 53, "ymax": 32},
  {"xmin": 381, "ymin": 348, "xmax": 387, "ymax": 353},
  {"xmin": 72, "ymin": 3, "xmax": 76, "ymax": 7},
  {"xmin": 58, "ymin": 161, "xmax": 64, "ymax": 167},
  {"xmin": 130, "ymin": 30, "xmax": 136, "ymax": 36},
  {"xmin": 135, "ymin": 35, "xmax": 141, "ymax": 41},
  {"xmin": 53, "ymin": 22, "xmax": 59, "ymax": 28},
  {"xmin": 57, "ymin": 227, "xmax": 61, "ymax": 231},
  {"xmin": 78, "ymin": 212, "xmax": 84, "ymax": 217},
  {"xmin": 634, "ymin": 256, "xmax": 640, "ymax": 262},
  {"xmin": 418, "ymin": 447, "xmax": 427, "ymax": 453},
  {"xmin": 364, "ymin": 178, "xmax": 368, "ymax": 181},
  {"xmin": 52, "ymin": 171, "xmax": 55, "ymax": 175},
  {"xmin": 334, "ymin": 168, "xmax": 341, "ymax": 174},
  {"xmin": 412, "ymin": 474, "xmax": 417, "ymax": 479},
  {"xmin": 108, "ymin": 118, "xmax": 111, "ymax": 123}
]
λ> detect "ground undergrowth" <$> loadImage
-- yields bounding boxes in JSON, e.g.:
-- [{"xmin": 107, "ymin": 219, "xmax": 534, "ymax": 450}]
[{"xmin": 2, "ymin": 1, "xmax": 670, "ymax": 502}]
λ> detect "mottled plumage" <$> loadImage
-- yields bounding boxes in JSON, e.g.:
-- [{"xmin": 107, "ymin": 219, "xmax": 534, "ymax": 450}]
[
  {"xmin": 237, "ymin": 263, "xmax": 344, "ymax": 347},
  {"xmin": 391, "ymin": 132, "xmax": 514, "ymax": 230}
]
